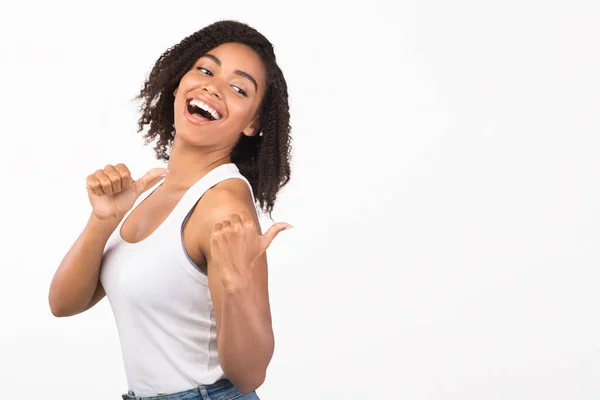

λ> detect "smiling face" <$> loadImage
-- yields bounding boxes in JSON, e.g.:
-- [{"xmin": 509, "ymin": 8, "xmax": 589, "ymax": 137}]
[{"xmin": 173, "ymin": 42, "xmax": 267, "ymax": 149}]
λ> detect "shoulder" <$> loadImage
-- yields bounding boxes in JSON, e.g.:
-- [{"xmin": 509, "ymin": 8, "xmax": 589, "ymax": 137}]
[
  {"xmin": 202, "ymin": 177, "xmax": 257, "ymax": 220},
  {"xmin": 190, "ymin": 176, "xmax": 260, "ymax": 255}
]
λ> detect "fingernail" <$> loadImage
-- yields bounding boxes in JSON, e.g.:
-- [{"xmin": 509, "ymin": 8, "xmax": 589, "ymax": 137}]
[{"xmin": 283, "ymin": 224, "xmax": 293, "ymax": 230}]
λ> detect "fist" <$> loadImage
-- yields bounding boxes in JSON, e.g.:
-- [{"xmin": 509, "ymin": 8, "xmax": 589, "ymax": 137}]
[
  {"xmin": 85, "ymin": 164, "xmax": 167, "ymax": 221},
  {"xmin": 86, "ymin": 163, "xmax": 133, "ymax": 196},
  {"xmin": 209, "ymin": 213, "xmax": 292, "ymax": 288}
]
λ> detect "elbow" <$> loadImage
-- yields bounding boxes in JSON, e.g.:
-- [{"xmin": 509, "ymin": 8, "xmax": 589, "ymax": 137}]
[
  {"xmin": 225, "ymin": 369, "xmax": 266, "ymax": 394},
  {"xmin": 48, "ymin": 293, "xmax": 72, "ymax": 318},
  {"xmin": 49, "ymin": 285, "xmax": 66, "ymax": 317},
  {"xmin": 235, "ymin": 374, "xmax": 266, "ymax": 394},
  {"xmin": 48, "ymin": 293, "xmax": 64, "ymax": 317},
  {"xmin": 49, "ymin": 300, "xmax": 67, "ymax": 318},
  {"xmin": 50, "ymin": 302, "xmax": 79, "ymax": 318}
]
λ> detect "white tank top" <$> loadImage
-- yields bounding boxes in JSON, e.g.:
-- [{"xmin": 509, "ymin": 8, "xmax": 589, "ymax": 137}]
[{"xmin": 99, "ymin": 163, "xmax": 254, "ymax": 397}]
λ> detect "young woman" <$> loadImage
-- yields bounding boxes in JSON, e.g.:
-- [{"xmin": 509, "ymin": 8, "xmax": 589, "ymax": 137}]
[{"xmin": 48, "ymin": 20, "xmax": 293, "ymax": 400}]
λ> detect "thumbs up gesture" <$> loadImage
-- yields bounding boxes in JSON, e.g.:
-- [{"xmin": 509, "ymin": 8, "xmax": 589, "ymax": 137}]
[
  {"xmin": 210, "ymin": 213, "xmax": 292, "ymax": 290},
  {"xmin": 85, "ymin": 163, "xmax": 167, "ymax": 221}
]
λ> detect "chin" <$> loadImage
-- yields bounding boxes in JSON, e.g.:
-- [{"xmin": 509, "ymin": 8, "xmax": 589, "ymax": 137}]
[{"xmin": 173, "ymin": 126, "xmax": 231, "ymax": 149}]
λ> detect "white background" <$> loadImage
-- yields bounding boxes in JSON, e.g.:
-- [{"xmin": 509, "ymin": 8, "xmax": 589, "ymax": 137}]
[{"xmin": 0, "ymin": 0, "xmax": 598, "ymax": 399}]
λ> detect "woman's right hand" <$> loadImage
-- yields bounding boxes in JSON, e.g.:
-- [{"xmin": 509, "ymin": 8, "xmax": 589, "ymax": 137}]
[{"xmin": 85, "ymin": 164, "xmax": 168, "ymax": 221}]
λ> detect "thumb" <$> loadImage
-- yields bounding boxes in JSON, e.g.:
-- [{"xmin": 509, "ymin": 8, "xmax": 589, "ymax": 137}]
[
  {"xmin": 260, "ymin": 222, "xmax": 293, "ymax": 250},
  {"xmin": 134, "ymin": 167, "xmax": 168, "ymax": 195}
]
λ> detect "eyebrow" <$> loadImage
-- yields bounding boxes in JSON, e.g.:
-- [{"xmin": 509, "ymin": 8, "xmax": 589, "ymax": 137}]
[{"xmin": 202, "ymin": 53, "xmax": 258, "ymax": 91}]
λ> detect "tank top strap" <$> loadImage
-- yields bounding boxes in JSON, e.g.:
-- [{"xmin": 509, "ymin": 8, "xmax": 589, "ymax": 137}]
[{"xmin": 170, "ymin": 163, "xmax": 254, "ymax": 224}]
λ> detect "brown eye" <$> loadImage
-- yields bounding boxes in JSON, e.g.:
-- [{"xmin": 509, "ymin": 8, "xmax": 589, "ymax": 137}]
[
  {"xmin": 231, "ymin": 86, "xmax": 247, "ymax": 97},
  {"xmin": 197, "ymin": 67, "xmax": 212, "ymax": 76}
]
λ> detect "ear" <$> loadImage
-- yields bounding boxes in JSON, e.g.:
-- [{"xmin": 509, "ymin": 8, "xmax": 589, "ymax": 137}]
[
  {"xmin": 173, "ymin": 87, "xmax": 178, "ymax": 97},
  {"xmin": 242, "ymin": 114, "xmax": 262, "ymax": 137}
]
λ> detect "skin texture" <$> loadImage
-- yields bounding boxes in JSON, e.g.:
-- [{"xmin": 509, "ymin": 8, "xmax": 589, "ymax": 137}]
[{"xmin": 49, "ymin": 41, "xmax": 291, "ymax": 394}]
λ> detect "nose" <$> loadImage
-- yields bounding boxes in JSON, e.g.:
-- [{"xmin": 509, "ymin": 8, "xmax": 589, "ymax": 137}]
[{"xmin": 202, "ymin": 84, "xmax": 222, "ymax": 99}]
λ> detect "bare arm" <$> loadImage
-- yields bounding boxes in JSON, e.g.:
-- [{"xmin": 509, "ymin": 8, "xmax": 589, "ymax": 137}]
[
  {"xmin": 48, "ymin": 214, "xmax": 118, "ymax": 317},
  {"xmin": 48, "ymin": 163, "xmax": 167, "ymax": 318},
  {"xmin": 195, "ymin": 181, "xmax": 276, "ymax": 393},
  {"xmin": 210, "ymin": 256, "xmax": 274, "ymax": 393}
]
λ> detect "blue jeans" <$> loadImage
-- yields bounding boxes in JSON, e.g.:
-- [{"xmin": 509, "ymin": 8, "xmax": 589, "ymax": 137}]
[{"xmin": 121, "ymin": 379, "xmax": 259, "ymax": 400}]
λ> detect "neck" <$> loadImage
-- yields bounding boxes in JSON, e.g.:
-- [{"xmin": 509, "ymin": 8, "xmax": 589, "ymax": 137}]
[{"xmin": 162, "ymin": 138, "xmax": 232, "ymax": 191}]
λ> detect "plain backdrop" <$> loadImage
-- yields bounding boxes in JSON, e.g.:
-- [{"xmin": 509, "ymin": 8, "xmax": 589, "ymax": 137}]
[{"xmin": 0, "ymin": 0, "xmax": 598, "ymax": 399}]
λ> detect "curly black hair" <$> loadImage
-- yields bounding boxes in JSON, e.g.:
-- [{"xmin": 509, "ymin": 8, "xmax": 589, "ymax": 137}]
[{"xmin": 135, "ymin": 20, "xmax": 292, "ymax": 218}]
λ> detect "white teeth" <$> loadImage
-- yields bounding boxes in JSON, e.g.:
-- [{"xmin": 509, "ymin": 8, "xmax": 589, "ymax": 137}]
[{"xmin": 189, "ymin": 99, "xmax": 221, "ymax": 120}]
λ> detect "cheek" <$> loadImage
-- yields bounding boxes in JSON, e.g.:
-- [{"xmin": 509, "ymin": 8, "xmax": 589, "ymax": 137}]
[
  {"xmin": 227, "ymin": 100, "xmax": 256, "ymax": 124},
  {"xmin": 173, "ymin": 98, "xmax": 184, "ymax": 119},
  {"xmin": 173, "ymin": 80, "xmax": 190, "ymax": 114}
]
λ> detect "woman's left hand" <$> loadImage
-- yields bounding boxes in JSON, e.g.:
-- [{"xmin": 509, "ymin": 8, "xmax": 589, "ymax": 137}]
[{"xmin": 210, "ymin": 213, "xmax": 292, "ymax": 291}]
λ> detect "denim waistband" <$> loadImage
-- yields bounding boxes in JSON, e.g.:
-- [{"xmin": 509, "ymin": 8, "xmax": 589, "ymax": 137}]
[{"xmin": 121, "ymin": 378, "xmax": 258, "ymax": 400}]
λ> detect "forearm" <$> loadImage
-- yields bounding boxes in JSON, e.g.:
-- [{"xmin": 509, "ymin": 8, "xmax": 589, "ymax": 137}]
[
  {"xmin": 49, "ymin": 213, "xmax": 118, "ymax": 316},
  {"xmin": 218, "ymin": 282, "xmax": 274, "ymax": 393}
]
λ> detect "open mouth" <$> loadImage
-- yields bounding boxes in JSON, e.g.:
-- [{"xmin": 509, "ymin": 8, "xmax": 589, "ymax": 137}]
[{"xmin": 186, "ymin": 98, "xmax": 222, "ymax": 122}]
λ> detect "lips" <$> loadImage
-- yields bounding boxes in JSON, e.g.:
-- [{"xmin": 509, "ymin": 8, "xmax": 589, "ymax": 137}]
[
  {"xmin": 184, "ymin": 104, "xmax": 218, "ymax": 125},
  {"xmin": 185, "ymin": 95, "xmax": 225, "ymax": 119},
  {"xmin": 183, "ymin": 94, "xmax": 226, "ymax": 126}
]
